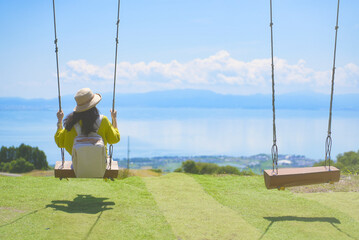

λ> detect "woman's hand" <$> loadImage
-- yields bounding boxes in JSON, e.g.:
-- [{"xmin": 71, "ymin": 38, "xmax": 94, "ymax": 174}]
[
  {"xmin": 110, "ymin": 109, "xmax": 118, "ymax": 129},
  {"xmin": 57, "ymin": 110, "xmax": 64, "ymax": 129},
  {"xmin": 110, "ymin": 109, "xmax": 117, "ymax": 120},
  {"xmin": 57, "ymin": 110, "xmax": 64, "ymax": 122}
]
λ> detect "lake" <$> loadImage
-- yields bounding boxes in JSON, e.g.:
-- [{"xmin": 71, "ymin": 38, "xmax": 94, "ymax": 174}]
[{"xmin": 0, "ymin": 107, "xmax": 358, "ymax": 165}]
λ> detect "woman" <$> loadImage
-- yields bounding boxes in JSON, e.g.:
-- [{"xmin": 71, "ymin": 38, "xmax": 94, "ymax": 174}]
[{"xmin": 55, "ymin": 88, "xmax": 120, "ymax": 177}]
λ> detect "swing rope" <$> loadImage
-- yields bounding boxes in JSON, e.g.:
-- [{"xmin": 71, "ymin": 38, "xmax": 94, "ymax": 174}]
[
  {"xmin": 269, "ymin": 0, "xmax": 278, "ymax": 175},
  {"xmin": 109, "ymin": 0, "xmax": 121, "ymax": 169},
  {"xmin": 325, "ymin": 0, "xmax": 340, "ymax": 170},
  {"xmin": 52, "ymin": 0, "xmax": 65, "ymax": 168},
  {"xmin": 52, "ymin": 0, "xmax": 121, "ymax": 170},
  {"xmin": 112, "ymin": 0, "xmax": 121, "ymax": 112},
  {"xmin": 269, "ymin": 0, "xmax": 340, "ymax": 174}
]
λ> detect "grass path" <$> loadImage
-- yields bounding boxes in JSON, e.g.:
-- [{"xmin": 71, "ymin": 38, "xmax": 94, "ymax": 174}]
[
  {"xmin": 193, "ymin": 175, "xmax": 359, "ymax": 240},
  {"xmin": 145, "ymin": 173, "xmax": 261, "ymax": 240}
]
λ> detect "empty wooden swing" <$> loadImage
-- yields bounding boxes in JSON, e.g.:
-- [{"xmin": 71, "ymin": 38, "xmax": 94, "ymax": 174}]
[
  {"xmin": 51, "ymin": 0, "xmax": 121, "ymax": 179},
  {"xmin": 264, "ymin": 0, "xmax": 341, "ymax": 190}
]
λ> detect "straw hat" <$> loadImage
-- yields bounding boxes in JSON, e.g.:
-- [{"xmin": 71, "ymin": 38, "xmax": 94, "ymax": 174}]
[{"xmin": 73, "ymin": 88, "xmax": 102, "ymax": 112}]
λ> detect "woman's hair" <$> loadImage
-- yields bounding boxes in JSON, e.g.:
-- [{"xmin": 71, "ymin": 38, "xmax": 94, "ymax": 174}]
[{"xmin": 63, "ymin": 107, "xmax": 100, "ymax": 135}]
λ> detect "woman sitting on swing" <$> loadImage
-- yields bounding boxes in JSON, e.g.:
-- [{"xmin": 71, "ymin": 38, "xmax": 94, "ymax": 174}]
[{"xmin": 55, "ymin": 88, "xmax": 120, "ymax": 178}]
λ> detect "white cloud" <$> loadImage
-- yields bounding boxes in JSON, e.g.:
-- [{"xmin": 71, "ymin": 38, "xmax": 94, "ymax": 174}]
[{"xmin": 60, "ymin": 51, "xmax": 359, "ymax": 95}]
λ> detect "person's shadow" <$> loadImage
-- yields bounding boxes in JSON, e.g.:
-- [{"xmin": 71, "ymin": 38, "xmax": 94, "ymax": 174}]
[
  {"xmin": 1, "ymin": 194, "xmax": 115, "ymax": 238},
  {"xmin": 46, "ymin": 194, "xmax": 115, "ymax": 214},
  {"xmin": 47, "ymin": 195, "xmax": 115, "ymax": 239}
]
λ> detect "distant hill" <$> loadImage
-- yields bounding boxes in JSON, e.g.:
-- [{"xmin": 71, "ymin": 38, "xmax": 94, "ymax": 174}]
[{"xmin": 1, "ymin": 89, "xmax": 358, "ymax": 110}]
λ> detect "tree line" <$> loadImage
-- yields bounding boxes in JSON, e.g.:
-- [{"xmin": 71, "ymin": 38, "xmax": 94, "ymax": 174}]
[
  {"xmin": 177, "ymin": 149, "xmax": 359, "ymax": 176},
  {"xmin": 0, "ymin": 144, "xmax": 49, "ymax": 173},
  {"xmin": 314, "ymin": 150, "xmax": 359, "ymax": 174},
  {"xmin": 175, "ymin": 160, "xmax": 256, "ymax": 176}
]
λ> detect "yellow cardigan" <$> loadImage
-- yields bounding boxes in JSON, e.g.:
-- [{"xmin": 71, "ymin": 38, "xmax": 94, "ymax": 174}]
[{"xmin": 55, "ymin": 116, "xmax": 120, "ymax": 155}]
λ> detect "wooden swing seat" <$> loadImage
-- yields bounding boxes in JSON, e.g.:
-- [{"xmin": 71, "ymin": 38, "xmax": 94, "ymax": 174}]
[
  {"xmin": 264, "ymin": 166, "xmax": 340, "ymax": 189},
  {"xmin": 54, "ymin": 160, "xmax": 119, "ymax": 179}
]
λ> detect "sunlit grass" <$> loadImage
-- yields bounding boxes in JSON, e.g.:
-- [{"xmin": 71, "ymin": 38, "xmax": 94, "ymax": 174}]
[
  {"xmin": 144, "ymin": 173, "xmax": 260, "ymax": 239},
  {"xmin": 0, "ymin": 176, "xmax": 174, "ymax": 240},
  {"xmin": 1, "ymin": 173, "xmax": 359, "ymax": 240},
  {"xmin": 193, "ymin": 174, "xmax": 359, "ymax": 240}
]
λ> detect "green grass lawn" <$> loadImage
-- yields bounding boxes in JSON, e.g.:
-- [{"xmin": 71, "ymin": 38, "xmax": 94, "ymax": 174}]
[
  {"xmin": 193, "ymin": 175, "xmax": 359, "ymax": 240},
  {"xmin": 0, "ymin": 176, "xmax": 174, "ymax": 240},
  {"xmin": 1, "ymin": 174, "xmax": 358, "ymax": 240}
]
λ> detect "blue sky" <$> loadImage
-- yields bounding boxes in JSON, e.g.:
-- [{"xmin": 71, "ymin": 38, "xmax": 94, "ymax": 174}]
[{"xmin": 0, "ymin": 0, "xmax": 358, "ymax": 98}]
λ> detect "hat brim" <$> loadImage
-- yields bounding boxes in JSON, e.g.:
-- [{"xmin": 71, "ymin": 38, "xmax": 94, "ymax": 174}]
[{"xmin": 74, "ymin": 93, "xmax": 102, "ymax": 112}]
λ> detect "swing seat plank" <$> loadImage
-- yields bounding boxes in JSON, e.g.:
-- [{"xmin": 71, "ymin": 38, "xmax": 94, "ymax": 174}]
[
  {"xmin": 54, "ymin": 160, "xmax": 119, "ymax": 179},
  {"xmin": 263, "ymin": 166, "xmax": 340, "ymax": 189}
]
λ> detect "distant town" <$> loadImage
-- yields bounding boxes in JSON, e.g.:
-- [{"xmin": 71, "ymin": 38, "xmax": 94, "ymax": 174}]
[{"xmin": 115, "ymin": 154, "xmax": 318, "ymax": 174}]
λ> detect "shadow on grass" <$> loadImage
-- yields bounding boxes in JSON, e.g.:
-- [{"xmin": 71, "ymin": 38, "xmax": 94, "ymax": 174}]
[
  {"xmin": 47, "ymin": 195, "xmax": 115, "ymax": 240},
  {"xmin": 46, "ymin": 194, "xmax": 115, "ymax": 214},
  {"xmin": 259, "ymin": 216, "xmax": 355, "ymax": 240},
  {"xmin": 83, "ymin": 210, "xmax": 105, "ymax": 240},
  {"xmin": 1, "ymin": 195, "xmax": 115, "ymax": 239}
]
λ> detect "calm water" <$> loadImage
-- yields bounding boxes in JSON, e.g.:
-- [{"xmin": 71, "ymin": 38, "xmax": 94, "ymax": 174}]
[{"xmin": 0, "ymin": 107, "xmax": 358, "ymax": 165}]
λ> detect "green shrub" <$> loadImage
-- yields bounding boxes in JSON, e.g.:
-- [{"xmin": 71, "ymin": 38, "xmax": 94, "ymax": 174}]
[
  {"xmin": 336, "ymin": 151, "xmax": 359, "ymax": 174},
  {"xmin": 9, "ymin": 158, "xmax": 34, "ymax": 173},
  {"xmin": 313, "ymin": 159, "xmax": 336, "ymax": 167},
  {"xmin": 182, "ymin": 160, "xmax": 199, "ymax": 174},
  {"xmin": 180, "ymin": 160, "xmax": 257, "ymax": 176},
  {"xmin": 150, "ymin": 168, "xmax": 162, "ymax": 173},
  {"xmin": 341, "ymin": 165, "xmax": 359, "ymax": 175},
  {"xmin": 313, "ymin": 150, "xmax": 359, "ymax": 174},
  {"xmin": 239, "ymin": 168, "xmax": 256, "ymax": 176},
  {"xmin": 174, "ymin": 167, "xmax": 183, "ymax": 172},
  {"xmin": 118, "ymin": 169, "xmax": 131, "ymax": 179},
  {"xmin": 217, "ymin": 165, "xmax": 240, "ymax": 175},
  {"xmin": 0, "ymin": 162, "xmax": 10, "ymax": 172},
  {"xmin": 197, "ymin": 162, "xmax": 219, "ymax": 174}
]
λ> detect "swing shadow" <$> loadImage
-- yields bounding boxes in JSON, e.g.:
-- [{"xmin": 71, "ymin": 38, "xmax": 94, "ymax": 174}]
[
  {"xmin": 47, "ymin": 195, "xmax": 115, "ymax": 240},
  {"xmin": 259, "ymin": 216, "xmax": 355, "ymax": 240},
  {"xmin": 46, "ymin": 194, "xmax": 115, "ymax": 214},
  {"xmin": 83, "ymin": 210, "xmax": 105, "ymax": 240},
  {"xmin": 0, "ymin": 208, "xmax": 46, "ymax": 228},
  {"xmin": 1, "ymin": 195, "xmax": 114, "ymax": 229}
]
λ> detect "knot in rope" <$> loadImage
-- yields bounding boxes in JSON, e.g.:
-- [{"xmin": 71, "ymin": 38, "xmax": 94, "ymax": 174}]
[
  {"xmin": 325, "ymin": 135, "xmax": 332, "ymax": 169},
  {"xmin": 109, "ymin": 144, "xmax": 113, "ymax": 159},
  {"xmin": 54, "ymin": 39, "xmax": 58, "ymax": 53},
  {"xmin": 60, "ymin": 148, "xmax": 65, "ymax": 168},
  {"xmin": 108, "ymin": 144, "xmax": 113, "ymax": 170},
  {"xmin": 271, "ymin": 143, "xmax": 278, "ymax": 174}
]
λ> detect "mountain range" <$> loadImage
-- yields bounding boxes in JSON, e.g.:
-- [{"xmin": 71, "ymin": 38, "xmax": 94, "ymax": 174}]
[{"xmin": 0, "ymin": 89, "xmax": 358, "ymax": 111}]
